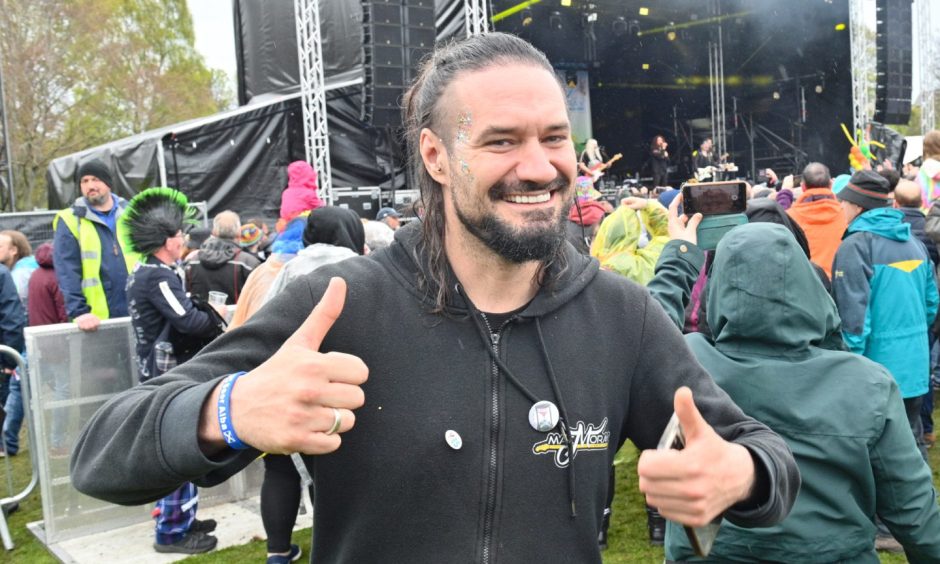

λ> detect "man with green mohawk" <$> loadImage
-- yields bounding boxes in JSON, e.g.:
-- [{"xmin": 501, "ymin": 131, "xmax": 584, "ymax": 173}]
[{"xmin": 122, "ymin": 187, "xmax": 224, "ymax": 554}]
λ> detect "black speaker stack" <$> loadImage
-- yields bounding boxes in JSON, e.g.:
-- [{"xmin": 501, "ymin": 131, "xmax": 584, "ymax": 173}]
[
  {"xmin": 362, "ymin": 0, "xmax": 436, "ymax": 128},
  {"xmin": 874, "ymin": 0, "xmax": 913, "ymax": 125}
]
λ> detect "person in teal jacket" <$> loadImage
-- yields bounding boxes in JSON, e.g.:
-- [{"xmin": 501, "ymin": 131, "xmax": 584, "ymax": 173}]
[
  {"xmin": 652, "ymin": 219, "xmax": 940, "ymax": 563},
  {"xmin": 833, "ymin": 169, "xmax": 938, "ymax": 461}
]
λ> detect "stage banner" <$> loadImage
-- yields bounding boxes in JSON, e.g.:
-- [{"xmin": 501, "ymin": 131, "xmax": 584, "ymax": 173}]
[{"xmin": 557, "ymin": 70, "xmax": 592, "ymax": 149}]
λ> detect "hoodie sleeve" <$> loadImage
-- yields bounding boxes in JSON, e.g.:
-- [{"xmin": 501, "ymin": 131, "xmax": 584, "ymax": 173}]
[
  {"xmin": 647, "ymin": 239, "xmax": 705, "ymax": 329},
  {"xmin": 0, "ymin": 269, "xmax": 25, "ymax": 368},
  {"xmin": 625, "ymin": 291, "xmax": 800, "ymax": 528},
  {"xmin": 831, "ymin": 233, "xmax": 874, "ymax": 354},
  {"xmin": 872, "ymin": 377, "xmax": 940, "ymax": 562},
  {"xmin": 924, "ymin": 264, "xmax": 938, "ymax": 327},
  {"xmin": 150, "ymin": 269, "xmax": 216, "ymax": 337},
  {"xmin": 53, "ymin": 215, "xmax": 91, "ymax": 319},
  {"xmin": 69, "ymin": 269, "xmax": 324, "ymax": 505}
]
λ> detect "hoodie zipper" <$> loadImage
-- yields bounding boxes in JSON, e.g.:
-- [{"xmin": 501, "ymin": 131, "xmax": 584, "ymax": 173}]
[{"xmin": 480, "ymin": 315, "xmax": 507, "ymax": 564}]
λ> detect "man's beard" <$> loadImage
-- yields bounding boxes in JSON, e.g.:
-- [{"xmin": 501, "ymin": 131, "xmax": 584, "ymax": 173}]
[
  {"xmin": 453, "ymin": 174, "xmax": 570, "ymax": 264},
  {"xmin": 85, "ymin": 191, "xmax": 109, "ymax": 207}
]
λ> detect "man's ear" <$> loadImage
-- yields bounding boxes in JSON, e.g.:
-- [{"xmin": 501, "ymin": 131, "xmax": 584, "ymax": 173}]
[{"xmin": 419, "ymin": 128, "xmax": 450, "ymax": 185}]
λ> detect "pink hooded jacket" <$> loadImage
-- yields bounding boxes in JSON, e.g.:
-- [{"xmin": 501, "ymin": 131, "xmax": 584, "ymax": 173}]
[{"xmin": 279, "ymin": 161, "xmax": 324, "ymax": 221}]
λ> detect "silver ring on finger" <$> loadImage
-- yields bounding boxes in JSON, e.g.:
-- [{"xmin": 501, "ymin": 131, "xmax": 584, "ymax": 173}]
[{"xmin": 326, "ymin": 407, "xmax": 343, "ymax": 435}]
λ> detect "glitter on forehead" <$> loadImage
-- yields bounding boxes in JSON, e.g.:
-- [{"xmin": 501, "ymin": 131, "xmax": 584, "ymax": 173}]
[{"xmin": 455, "ymin": 112, "xmax": 472, "ymax": 144}]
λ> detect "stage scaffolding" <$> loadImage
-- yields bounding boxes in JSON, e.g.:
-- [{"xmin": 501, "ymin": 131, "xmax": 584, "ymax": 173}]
[
  {"xmin": 849, "ymin": 0, "xmax": 873, "ymax": 135},
  {"xmin": 917, "ymin": 0, "xmax": 935, "ymax": 134},
  {"xmin": 294, "ymin": 0, "xmax": 334, "ymax": 204},
  {"xmin": 465, "ymin": 0, "xmax": 490, "ymax": 36},
  {"xmin": 707, "ymin": 0, "xmax": 727, "ymax": 164}
]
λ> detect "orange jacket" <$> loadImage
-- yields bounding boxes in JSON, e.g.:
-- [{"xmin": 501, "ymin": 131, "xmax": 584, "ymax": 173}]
[{"xmin": 787, "ymin": 188, "xmax": 847, "ymax": 279}]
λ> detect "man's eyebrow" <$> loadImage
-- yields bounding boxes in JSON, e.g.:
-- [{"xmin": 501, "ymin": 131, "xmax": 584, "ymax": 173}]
[{"xmin": 475, "ymin": 123, "xmax": 571, "ymax": 138}]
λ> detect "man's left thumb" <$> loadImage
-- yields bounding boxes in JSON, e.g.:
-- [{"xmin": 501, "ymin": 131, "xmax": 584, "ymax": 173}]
[{"xmin": 674, "ymin": 387, "xmax": 709, "ymax": 443}]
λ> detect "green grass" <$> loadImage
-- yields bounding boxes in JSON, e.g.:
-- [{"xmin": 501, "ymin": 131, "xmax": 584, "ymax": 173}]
[{"xmin": 2, "ymin": 393, "xmax": 939, "ymax": 562}]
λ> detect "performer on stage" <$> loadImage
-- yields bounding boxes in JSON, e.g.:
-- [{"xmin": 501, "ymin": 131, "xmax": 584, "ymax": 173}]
[
  {"xmin": 693, "ymin": 138, "xmax": 716, "ymax": 174},
  {"xmin": 650, "ymin": 135, "xmax": 670, "ymax": 187},
  {"xmin": 579, "ymin": 138, "xmax": 606, "ymax": 173}
]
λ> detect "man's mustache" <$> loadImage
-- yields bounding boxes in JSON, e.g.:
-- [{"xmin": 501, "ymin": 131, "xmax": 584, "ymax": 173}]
[{"xmin": 488, "ymin": 174, "xmax": 572, "ymax": 200}]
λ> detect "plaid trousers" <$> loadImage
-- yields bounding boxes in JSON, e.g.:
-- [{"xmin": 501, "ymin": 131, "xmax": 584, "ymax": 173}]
[{"xmin": 153, "ymin": 482, "xmax": 199, "ymax": 544}]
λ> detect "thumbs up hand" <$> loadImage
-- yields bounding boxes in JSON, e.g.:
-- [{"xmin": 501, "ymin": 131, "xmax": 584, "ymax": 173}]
[
  {"xmin": 198, "ymin": 277, "xmax": 369, "ymax": 455},
  {"xmin": 637, "ymin": 387, "xmax": 756, "ymax": 527}
]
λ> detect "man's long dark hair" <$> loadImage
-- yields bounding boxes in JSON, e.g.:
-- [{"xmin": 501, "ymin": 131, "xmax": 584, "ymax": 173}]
[{"xmin": 402, "ymin": 32, "xmax": 569, "ymax": 313}]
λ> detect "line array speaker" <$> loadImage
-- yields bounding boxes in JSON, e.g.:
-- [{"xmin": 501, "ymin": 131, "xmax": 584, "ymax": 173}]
[
  {"xmin": 362, "ymin": 0, "xmax": 435, "ymax": 128},
  {"xmin": 874, "ymin": 0, "xmax": 912, "ymax": 125}
]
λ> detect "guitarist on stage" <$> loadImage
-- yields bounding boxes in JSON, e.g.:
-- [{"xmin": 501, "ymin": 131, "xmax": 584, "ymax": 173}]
[
  {"xmin": 693, "ymin": 137, "xmax": 717, "ymax": 180},
  {"xmin": 578, "ymin": 139, "xmax": 621, "ymax": 182}
]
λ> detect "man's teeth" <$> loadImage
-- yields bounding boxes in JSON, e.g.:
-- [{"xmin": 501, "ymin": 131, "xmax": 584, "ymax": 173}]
[{"xmin": 504, "ymin": 193, "xmax": 551, "ymax": 204}]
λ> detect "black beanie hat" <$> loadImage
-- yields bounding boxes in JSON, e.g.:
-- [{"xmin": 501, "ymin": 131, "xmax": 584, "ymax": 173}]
[
  {"xmin": 837, "ymin": 169, "xmax": 891, "ymax": 210},
  {"xmin": 76, "ymin": 159, "xmax": 114, "ymax": 189}
]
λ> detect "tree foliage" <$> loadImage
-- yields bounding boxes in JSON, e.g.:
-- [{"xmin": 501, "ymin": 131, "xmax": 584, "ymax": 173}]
[{"xmin": 0, "ymin": 0, "xmax": 233, "ymax": 211}]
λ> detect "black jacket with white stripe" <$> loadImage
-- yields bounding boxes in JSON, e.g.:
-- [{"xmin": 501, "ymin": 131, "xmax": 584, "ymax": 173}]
[{"xmin": 127, "ymin": 255, "xmax": 217, "ymax": 381}]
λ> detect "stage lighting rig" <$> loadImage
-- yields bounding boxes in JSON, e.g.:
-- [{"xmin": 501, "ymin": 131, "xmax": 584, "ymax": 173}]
[
  {"xmin": 628, "ymin": 19, "xmax": 641, "ymax": 36},
  {"xmin": 612, "ymin": 16, "xmax": 627, "ymax": 36},
  {"xmin": 521, "ymin": 7, "xmax": 533, "ymax": 26}
]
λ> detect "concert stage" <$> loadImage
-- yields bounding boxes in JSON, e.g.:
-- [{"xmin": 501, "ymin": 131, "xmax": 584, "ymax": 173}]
[{"xmin": 493, "ymin": 0, "xmax": 854, "ymax": 185}]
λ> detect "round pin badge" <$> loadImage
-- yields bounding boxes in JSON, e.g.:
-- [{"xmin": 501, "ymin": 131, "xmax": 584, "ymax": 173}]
[
  {"xmin": 528, "ymin": 400, "xmax": 560, "ymax": 433},
  {"xmin": 445, "ymin": 429, "xmax": 463, "ymax": 450}
]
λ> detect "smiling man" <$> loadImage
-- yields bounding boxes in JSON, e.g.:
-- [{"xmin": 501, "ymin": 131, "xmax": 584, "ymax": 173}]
[{"xmin": 71, "ymin": 33, "xmax": 798, "ymax": 562}]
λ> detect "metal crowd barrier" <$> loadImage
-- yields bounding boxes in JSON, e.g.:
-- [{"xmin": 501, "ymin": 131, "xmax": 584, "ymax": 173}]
[
  {"xmin": 23, "ymin": 315, "xmax": 263, "ymax": 547},
  {"xmin": 0, "ymin": 345, "xmax": 37, "ymax": 551}
]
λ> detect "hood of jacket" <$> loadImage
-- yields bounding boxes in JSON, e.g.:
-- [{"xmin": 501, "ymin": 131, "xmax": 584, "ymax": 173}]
[
  {"xmin": 379, "ymin": 221, "xmax": 599, "ymax": 319},
  {"xmin": 197, "ymin": 237, "xmax": 241, "ymax": 269},
  {"xmin": 846, "ymin": 207, "xmax": 910, "ymax": 242},
  {"xmin": 35, "ymin": 243, "xmax": 54, "ymax": 268},
  {"xmin": 567, "ymin": 200, "xmax": 607, "ymax": 226},
  {"xmin": 922, "ymin": 157, "xmax": 940, "ymax": 181},
  {"xmin": 745, "ymin": 198, "xmax": 812, "ymax": 259},
  {"xmin": 287, "ymin": 161, "xmax": 318, "ymax": 191},
  {"xmin": 706, "ymin": 223, "xmax": 842, "ymax": 354},
  {"xmin": 303, "ymin": 206, "xmax": 365, "ymax": 254}
]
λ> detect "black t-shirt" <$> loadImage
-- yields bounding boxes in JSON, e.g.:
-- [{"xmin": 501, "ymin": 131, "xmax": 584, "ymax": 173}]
[{"xmin": 480, "ymin": 300, "xmax": 533, "ymax": 334}]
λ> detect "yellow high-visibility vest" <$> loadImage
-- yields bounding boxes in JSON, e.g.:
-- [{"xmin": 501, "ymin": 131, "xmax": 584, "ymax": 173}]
[{"xmin": 53, "ymin": 208, "xmax": 138, "ymax": 319}]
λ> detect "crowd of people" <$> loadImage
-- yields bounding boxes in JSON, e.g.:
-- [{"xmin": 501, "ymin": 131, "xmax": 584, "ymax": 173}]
[{"xmin": 0, "ymin": 31, "xmax": 937, "ymax": 563}]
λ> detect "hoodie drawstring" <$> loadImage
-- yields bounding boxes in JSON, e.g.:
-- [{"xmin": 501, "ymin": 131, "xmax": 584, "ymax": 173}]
[{"xmin": 461, "ymin": 289, "xmax": 578, "ymax": 518}]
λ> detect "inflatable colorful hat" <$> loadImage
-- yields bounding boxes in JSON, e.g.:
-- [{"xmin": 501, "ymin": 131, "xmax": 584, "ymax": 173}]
[{"xmin": 575, "ymin": 176, "xmax": 603, "ymax": 202}]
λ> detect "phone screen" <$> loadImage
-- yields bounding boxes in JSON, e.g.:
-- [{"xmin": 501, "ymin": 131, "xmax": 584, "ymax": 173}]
[{"xmin": 682, "ymin": 182, "xmax": 747, "ymax": 216}]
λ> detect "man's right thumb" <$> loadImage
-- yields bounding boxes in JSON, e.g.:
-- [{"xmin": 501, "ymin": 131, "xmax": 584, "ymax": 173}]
[{"xmin": 293, "ymin": 277, "xmax": 347, "ymax": 349}]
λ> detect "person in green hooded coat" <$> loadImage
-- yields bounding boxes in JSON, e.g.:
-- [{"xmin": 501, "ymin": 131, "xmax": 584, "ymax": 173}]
[{"xmin": 651, "ymin": 219, "xmax": 940, "ymax": 563}]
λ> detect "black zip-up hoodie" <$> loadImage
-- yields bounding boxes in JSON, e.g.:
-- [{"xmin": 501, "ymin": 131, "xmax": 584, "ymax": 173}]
[{"xmin": 71, "ymin": 222, "xmax": 798, "ymax": 563}]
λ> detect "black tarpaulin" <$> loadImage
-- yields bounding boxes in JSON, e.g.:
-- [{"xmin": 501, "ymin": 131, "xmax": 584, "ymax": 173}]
[{"xmin": 45, "ymin": 0, "xmax": 465, "ymax": 216}]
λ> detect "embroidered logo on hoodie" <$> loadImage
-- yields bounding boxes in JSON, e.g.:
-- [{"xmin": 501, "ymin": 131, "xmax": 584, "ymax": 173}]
[{"xmin": 532, "ymin": 418, "xmax": 610, "ymax": 468}]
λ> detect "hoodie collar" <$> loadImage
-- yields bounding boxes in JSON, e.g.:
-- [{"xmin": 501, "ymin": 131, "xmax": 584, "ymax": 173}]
[{"xmin": 379, "ymin": 221, "xmax": 599, "ymax": 318}]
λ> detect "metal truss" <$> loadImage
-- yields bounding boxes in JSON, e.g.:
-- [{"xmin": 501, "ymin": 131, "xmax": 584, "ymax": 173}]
[
  {"xmin": 707, "ymin": 0, "xmax": 727, "ymax": 160},
  {"xmin": 294, "ymin": 0, "xmax": 333, "ymax": 203},
  {"xmin": 464, "ymin": 0, "xmax": 490, "ymax": 37},
  {"xmin": 849, "ymin": 0, "xmax": 873, "ymax": 134},
  {"xmin": 917, "ymin": 0, "xmax": 935, "ymax": 133}
]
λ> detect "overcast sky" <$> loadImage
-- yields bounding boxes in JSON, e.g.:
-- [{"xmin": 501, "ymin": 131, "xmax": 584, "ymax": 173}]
[{"xmin": 187, "ymin": 0, "xmax": 237, "ymax": 98}]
